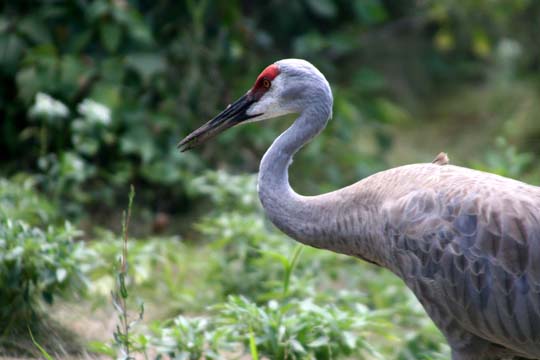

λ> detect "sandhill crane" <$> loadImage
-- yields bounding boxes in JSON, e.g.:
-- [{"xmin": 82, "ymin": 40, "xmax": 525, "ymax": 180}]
[{"xmin": 178, "ymin": 59, "xmax": 540, "ymax": 360}]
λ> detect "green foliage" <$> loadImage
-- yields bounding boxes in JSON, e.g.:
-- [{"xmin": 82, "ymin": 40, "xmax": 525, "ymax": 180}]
[
  {"xmin": 152, "ymin": 316, "xmax": 226, "ymax": 360},
  {"xmin": 28, "ymin": 327, "xmax": 54, "ymax": 360},
  {"xmin": 197, "ymin": 212, "xmax": 289, "ymax": 298},
  {"xmin": 397, "ymin": 321, "xmax": 451, "ymax": 360},
  {"xmin": 188, "ymin": 170, "xmax": 259, "ymax": 213},
  {"xmin": 0, "ymin": 176, "xmax": 92, "ymax": 357},
  {"xmin": 0, "ymin": 217, "xmax": 88, "ymax": 332},
  {"xmin": 217, "ymin": 295, "xmax": 384, "ymax": 360},
  {"xmin": 29, "ymin": 94, "xmax": 117, "ymax": 214},
  {"xmin": 3, "ymin": 0, "xmax": 540, "ymax": 212},
  {"xmin": 89, "ymin": 234, "xmax": 218, "ymax": 314},
  {"xmin": 188, "ymin": 171, "xmax": 285, "ymax": 299},
  {"xmin": 0, "ymin": 175, "xmax": 55, "ymax": 226},
  {"xmin": 476, "ymin": 137, "xmax": 534, "ymax": 178},
  {"xmin": 0, "ymin": 1, "xmax": 400, "ymax": 211}
]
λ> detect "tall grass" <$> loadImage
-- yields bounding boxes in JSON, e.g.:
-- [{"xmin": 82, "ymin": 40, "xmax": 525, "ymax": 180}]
[{"xmin": 111, "ymin": 185, "xmax": 146, "ymax": 360}]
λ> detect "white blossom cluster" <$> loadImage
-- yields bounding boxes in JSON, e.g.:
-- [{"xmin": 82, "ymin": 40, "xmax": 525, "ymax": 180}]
[
  {"xmin": 29, "ymin": 92, "xmax": 69, "ymax": 120},
  {"xmin": 77, "ymin": 99, "xmax": 112, "ymax": 125}
]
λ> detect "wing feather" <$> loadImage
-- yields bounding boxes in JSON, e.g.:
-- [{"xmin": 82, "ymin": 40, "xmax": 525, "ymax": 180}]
[{"xmin": 384, "ymin": 187, "xmax": 540, "ymax": 355}]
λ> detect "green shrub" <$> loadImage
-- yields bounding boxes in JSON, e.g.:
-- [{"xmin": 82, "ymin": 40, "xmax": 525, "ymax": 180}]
[
  {"xmin": 152, "ymin": 316, "xmax": 227, "ymax": 360},
  {"xmin": 143, "ymin": 295, "xmax": 387, "ymax": 360},
  {"xmin": 0, "ymin": 175, "xmax": 56, "ymax": 226},
  {"xmin": 188, "ymin": 171, "xmax": 306, "ymax": 301},
  {"xmin": 0, "ymin": 217, "xmax": 90, "ymax": 333},
  {"xmin": 473, "ymin": 137, "xmax": 534, "ymax": 178},
  {"xmin": 88, "ymin": 233, "xmax": 220, "ymax": 314},
  {"xmin": 196, "ymin": 212, "xmax": 288, "ymax": 298},
  {"xmin": 215, "ymin": 295, "xmax": 385, "ymax": 360},
  {"xmin": 187, "ymin": 170, "xmax": 260, "ymax": 213}
]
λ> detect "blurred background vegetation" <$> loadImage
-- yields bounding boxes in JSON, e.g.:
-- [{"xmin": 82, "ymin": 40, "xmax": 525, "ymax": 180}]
[{"xmin": 0, "ymin": 0, "xmax": 539, "ymax": 359}]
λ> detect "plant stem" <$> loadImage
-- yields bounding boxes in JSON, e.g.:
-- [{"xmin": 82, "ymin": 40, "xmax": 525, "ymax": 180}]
[
  {"xmin": 116, "ymin": 185, "xmax": 135, "ymax": 358},
  {"xmin": 283, "ymin": 245, "xmax": 303, "ymax": 298},
  {"xmin": 39, "ymin": 125, "xmax": 47, "ymax": 157}
]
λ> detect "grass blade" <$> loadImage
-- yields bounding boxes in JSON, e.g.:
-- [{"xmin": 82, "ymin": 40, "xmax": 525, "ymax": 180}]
[
  {"xmin": 28, "ymin": 327, "xmax": 54, "ymax": 360},
  {"xmin": 248, "ymin": 328, "xmax": 259, "ymax": 360}
]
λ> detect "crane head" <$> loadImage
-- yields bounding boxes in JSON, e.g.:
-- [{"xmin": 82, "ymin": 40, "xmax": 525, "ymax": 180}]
[{"xmin": 177, "ymin": 59, "xmax": 331, "ymax": 151}]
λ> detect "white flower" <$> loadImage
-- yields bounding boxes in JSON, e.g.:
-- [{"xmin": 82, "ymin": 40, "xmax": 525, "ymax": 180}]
[
  {"xmin": 77, "ymin": 98, "xmax": 112, "ymax": 125},
  {"xmin": 268, "ymin": 299, "xmax": 279, "ymax": 310},
  {"xmin": 29, "ymin": 92, "xmax": 69, "ymax": 120}
]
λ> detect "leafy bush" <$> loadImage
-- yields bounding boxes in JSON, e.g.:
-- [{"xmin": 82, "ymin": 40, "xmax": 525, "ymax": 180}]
[
  {"xmin": 0, "ymin": 176, "xmax": 91, "ymax": 338},
  {"xmin": 187, "ymin": 170, "xmax": 260, "ymax": 213},
  {"xmin": 5, "ymin": 0, "xmax": 540, "ymax": 217},
  {"xmin": 397, "ymin": 321, "xmax": 451, "ymax": 360},
  {"xmin": 216, "ymin": 295, "xmax": 385, "ymax": 360},
  {"xmin": 475, "ymin": 137, "xmax": 534, "ymax": 178},
  {"xmin": 196, "ymin": 212, "xmax": 289, "ymax": 298},
  {"xmin": 0, "ymin": 175, "xmax": 55, "ymax": 226},
  {"xmin": 152, "ymin": 316, "xmax": 227, "ymax": 360},
  {"xmin": 0, "ymin": 217, "xmax": 90, "ymax": 332},
  {"xmin": 138, "ymin": 295, "xmax": 388, "ymax": 360},
  {"xmin": 28, "ymin": 93, "xmax": 113, "ymax": 214},
  {"xmin": 88, "ymin": 233, "xmax": 220, "ymax": 314}
]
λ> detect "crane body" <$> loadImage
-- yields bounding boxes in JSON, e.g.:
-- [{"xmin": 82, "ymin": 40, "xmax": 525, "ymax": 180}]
[{"xmin": 178, "ymin": 59, "xmax": 540, "ymax": 360}]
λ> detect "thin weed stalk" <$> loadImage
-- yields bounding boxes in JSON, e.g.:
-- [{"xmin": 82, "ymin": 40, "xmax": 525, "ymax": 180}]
[
  {"xmin": 28, "ymin": 327, "xmax": 54, "ymax": 360},
  {"xmin": 111, "ymin": 185, "xmax": 144, "ymax": 360}
]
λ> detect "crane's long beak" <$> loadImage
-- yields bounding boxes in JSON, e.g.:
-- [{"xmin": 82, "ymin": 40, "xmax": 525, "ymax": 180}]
[{"xmin": 177, "ymin": 93, "xmax": 258, "ymax": 152}]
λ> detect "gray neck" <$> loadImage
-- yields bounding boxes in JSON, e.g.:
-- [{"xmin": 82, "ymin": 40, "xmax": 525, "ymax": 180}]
[
  {"xmin": 258, "ymin": 97, "xmax": 337, "ymax": 250},
  {"xmin": 257, "ymin": 90, "xmax": 386, "ymax": 266}
]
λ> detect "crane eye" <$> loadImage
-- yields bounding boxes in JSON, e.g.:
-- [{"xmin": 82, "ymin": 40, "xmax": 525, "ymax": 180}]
[{"xmin": 262, "ymin": 79, "xmax": 271, "ymax": 89}]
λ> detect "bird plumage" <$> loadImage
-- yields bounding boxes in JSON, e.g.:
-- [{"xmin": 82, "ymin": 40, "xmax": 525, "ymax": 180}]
[
  {"xmin": 432, "ymin": 151, "xmax": 450, "ymax": 165},
  {"xmin": 178, "ymin": 59, "xmax": 540, "ymax": 360},
  {"xmin": 377, "ymin": 164, "xmax": 540, "ymax": 359}
]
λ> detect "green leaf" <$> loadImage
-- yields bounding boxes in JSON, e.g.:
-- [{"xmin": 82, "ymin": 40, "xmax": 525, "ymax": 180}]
[
  {"xmin": 70, "ymin": 29, "xmax": 93, "ymax": 52},
  {"xmin": 18, "ymin": 16, "xmax": 52, "ymax": 44},
  {"xmin": 119, "ymin": 273, "xmax": 128, "ymax": 298},
  {"xmin": 89, "ymin": 82, "xmax": 121, "ymax": 108},
  {"xmin": 305, "ymin": 0, "xmax": 337, "ymax": 18},
  {"xmin": 290, "ymin": 339, "xmax": 306, "ymax": 353},
  {"xmin": 259, "ymin": 249, "xmax": 289, "ymax": 270},
  {"xmin": 473, "ymin": 29, "xmax": 491, "ymax": 58},
  {"xmin": 248, "ymin": 329, "xmax": 259, "ymax": 360},
  {"xmin": 100, "ymin": 22, "xmax": 122, "ymax": 52},
  {"xmin": 125, "ymin": 53, "xmax": 166, "ymax": 80},
  {"xmin": 308, "ymin": 335, "xmax": 329, "ymax": 347},
  {"xmin": 88, "ymin": 1, "xmax": 110, "ymax": 20},
  {"xmin": 353, "ymin": 0, "xmax": 387, "ymax": 24},
  {"xmin": 29, "ymin": 327, "xmax": 54, "ymax": 360},
  {"xmin": 0, "ymin": 34, "xmax": 25, "ymax": 71},
  {"xmin": 87, "ymin": 341, "xmax": 116, "ymax": 356}
]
